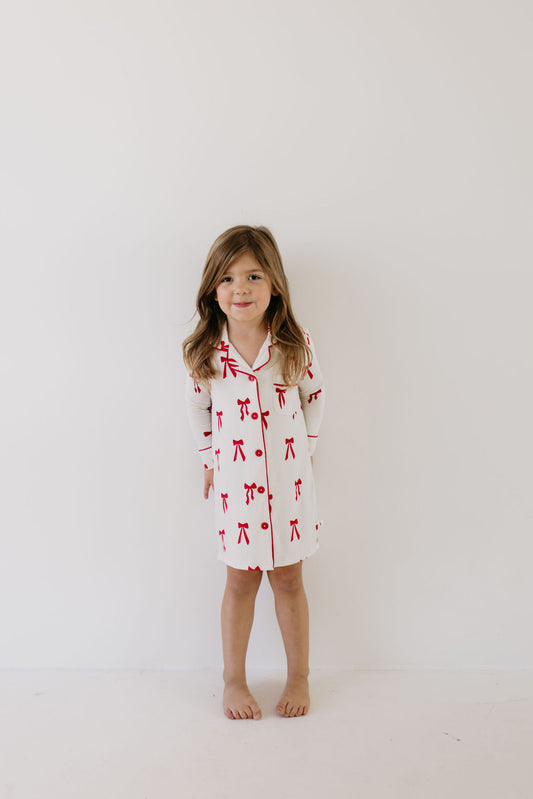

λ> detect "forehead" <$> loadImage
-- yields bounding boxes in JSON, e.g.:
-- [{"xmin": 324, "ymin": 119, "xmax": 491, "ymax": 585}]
[{"xmin": 224, "ymin": 252, "xmax": 264, "ymax": 274}]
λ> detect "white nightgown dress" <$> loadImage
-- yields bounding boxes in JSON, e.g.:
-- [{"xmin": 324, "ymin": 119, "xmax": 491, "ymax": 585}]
[{"xmin": 185, "ymin": 325, "xmax": 325, "ymax": 571}]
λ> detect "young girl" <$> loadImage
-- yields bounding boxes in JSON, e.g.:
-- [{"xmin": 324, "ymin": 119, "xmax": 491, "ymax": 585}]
[{"xmin": 183, "ymin": 225, "xmax": 325, "ymax": 720}]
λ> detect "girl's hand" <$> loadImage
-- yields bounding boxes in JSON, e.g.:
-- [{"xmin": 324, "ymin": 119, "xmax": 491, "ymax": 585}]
[{"xmin": 203, "ymin": 468, "xmax": 214, "ymax": 499}]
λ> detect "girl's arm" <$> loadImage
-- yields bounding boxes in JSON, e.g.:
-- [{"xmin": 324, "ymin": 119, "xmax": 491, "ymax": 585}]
[
  {"xmin": 297, "ymin": 330, "xmax": 325, "ymax": 455},
  {"xmin": 184, "ymin": 372, "xmax": 214, "ymax": 471}
]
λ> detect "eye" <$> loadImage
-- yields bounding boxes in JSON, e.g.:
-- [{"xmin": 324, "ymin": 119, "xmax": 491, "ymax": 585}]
[
  {"xmin": 220, "ymin": 276, "xmax": 232, "ymax": 283},
  {"xmin": 249, "ymin": 274, "xmax": 262, "ymax": 280}
]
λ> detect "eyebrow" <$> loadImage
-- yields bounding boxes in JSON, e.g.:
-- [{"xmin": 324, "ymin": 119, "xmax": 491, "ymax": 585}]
[{"xmin": 224, "ymin": 267, "xmax": 265, "ymax": 275}]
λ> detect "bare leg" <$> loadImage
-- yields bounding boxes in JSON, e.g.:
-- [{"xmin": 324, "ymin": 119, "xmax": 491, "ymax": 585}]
[
  {"xmin": 267, "ymin": 562, "xmax": 310, "ymax": 717},
  {"xmin": 221, "ymin": 566, "xmax": 263, "ymax": 720}
]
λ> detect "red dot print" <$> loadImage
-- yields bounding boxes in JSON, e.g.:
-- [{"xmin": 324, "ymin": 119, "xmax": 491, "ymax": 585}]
[
  {"xmin": 261, "ymin": 522, "xmax": 269, "ymax": 530},
  {"xmin": 251, "ymin": 412, "xmax": 258, "ymax": 419},
  {"xmin": 257, "ymin": 486, "xmax": 265, "ymax": 494},
  {"xmin": 255, "ymin": 449, "xmax": 263, "ymax": 457}
]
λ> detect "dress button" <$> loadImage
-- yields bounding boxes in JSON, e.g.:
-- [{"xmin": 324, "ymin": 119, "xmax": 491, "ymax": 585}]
[
  {"xmin": 248, "ymin": 375, "xmax": 255, "ymax": 382},
  {"xmin": 261, "ymin": 522, "xmax": 269, "ymax": 530},
  {"xmin": 251, "ymin": 412, "xmax": 258, "ymax": 420},
  {"xmin": 257, "ymin": 486, "xmax": 265, "ymax": 494},
  {"xmin": 255, "ymin": 449, "xmax": 263, "ymax": 457}
]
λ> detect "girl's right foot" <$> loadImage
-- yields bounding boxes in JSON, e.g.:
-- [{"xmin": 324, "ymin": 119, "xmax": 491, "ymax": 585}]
[{"xmin": 223, "ymin": 681, "xmax": 262, "ymax": 720}]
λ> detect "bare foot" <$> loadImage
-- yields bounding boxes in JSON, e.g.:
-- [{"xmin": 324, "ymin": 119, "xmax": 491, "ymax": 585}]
[
  {"xmin": 276, "ymin": 676, "xmax": 310, "ymax": 718},
  {"xmin": 223, "ymin": 681, "xmax": 262, "ymax": 720}
]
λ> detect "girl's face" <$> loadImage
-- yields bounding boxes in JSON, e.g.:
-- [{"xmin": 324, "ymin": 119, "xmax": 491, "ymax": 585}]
[{"xmin": 215, "ymin": 252, "xmax": 277, "ymax": 330}]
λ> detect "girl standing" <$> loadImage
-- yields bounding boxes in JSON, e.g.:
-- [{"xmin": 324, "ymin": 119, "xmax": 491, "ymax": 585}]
[{"xmin": 183, "ymin": 225, "xmax": 325, "ymax": 719}]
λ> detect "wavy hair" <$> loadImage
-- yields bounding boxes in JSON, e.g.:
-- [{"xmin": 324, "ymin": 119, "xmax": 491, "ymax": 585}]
[{"xmin": 183, "ymin": 225, "xmax": 311, "ymax": 385}]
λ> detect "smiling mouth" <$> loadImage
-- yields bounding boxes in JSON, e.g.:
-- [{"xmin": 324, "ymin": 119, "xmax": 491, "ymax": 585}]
[{"xmin": 233, "ymin": 302, "xmax": 252, "ymax": 307}]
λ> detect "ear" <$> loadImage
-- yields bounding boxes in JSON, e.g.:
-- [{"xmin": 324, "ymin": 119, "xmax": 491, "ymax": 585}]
[{"xmin": 271, "ymin": 287, "xmax": 279, "ymax": 297}]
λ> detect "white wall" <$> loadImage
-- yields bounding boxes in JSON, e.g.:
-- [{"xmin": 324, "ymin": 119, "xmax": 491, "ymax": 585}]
[{"xmin": 1, "ymin": 0, "xmax": 531, "ymax": 669}]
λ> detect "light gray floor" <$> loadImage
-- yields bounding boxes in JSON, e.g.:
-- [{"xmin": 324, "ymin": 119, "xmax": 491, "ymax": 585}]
[{"xmin": 1, "ymin": 668, "xmax": 532, "ymax": 799}]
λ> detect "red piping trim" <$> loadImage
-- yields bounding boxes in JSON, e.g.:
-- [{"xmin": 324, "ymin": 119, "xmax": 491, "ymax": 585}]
[
  {"xmin": 253, "ymin": 340, "xmax": 274, "ymax": 372},
  {"xmin": 250, "ymin": 375, "xmax": 275, "ymax": 568}
]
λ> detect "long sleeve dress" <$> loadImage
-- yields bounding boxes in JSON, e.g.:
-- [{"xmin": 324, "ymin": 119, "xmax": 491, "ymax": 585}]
[{"xmin": 185, "ymin": 325, "xmax": 325, "ymax": 571}]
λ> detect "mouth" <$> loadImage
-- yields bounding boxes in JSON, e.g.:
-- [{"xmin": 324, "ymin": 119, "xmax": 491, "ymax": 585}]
[{"xmin": 233, "ymin": 302, "xmax": 252, "ymax": 307}]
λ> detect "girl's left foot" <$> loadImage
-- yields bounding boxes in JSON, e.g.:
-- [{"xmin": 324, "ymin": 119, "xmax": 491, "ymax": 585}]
[{"xmin": 276, "ymin": 677, "xmax": 310, "ymax": 717}]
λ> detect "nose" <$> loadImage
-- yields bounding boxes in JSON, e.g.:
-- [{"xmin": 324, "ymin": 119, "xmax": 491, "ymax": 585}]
[{"xmin": 233, "ymin": 277, "xmax": 249, "ymax": 294}]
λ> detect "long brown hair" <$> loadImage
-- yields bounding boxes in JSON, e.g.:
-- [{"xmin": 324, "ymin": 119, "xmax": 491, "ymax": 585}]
[{"xmin": 183, "ymin": 225, "xmax": 311, "ymax": 385}]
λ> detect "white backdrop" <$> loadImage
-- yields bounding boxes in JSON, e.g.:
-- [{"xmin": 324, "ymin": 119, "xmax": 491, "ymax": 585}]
[{"xmin": 1, "ymin": 0, "xmax": 531, "ymax": 669}]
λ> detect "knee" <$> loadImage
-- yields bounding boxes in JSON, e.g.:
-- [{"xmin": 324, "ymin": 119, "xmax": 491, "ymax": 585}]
[
  {"xmin": 226, "ymin": 567, "xmax": 263, "ymax": 597},
  {"xmin": 268, "ymin": 563, "xmax": 303, "ymax": 595}
]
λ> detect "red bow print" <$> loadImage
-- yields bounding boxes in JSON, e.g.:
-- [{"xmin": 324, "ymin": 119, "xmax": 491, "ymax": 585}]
[
  {"xmin": 295, "ymin": 478, "xmax": 302, "ymax": 500},
  {"xmin": 308, "ymin": 389, "xmax": 322, "ymax": 403},
  {"xmin": 238, "ymin": 522, "xmax": 250, "ymax": 545},
  {"xmin": 221, "ymin": 493, "xmax": 228, "ymax": 513},
  {"xmin": 290, "ymin": 518, "xmax": 300, "ymax": 541},
  {"xmin": 217, "ymin": 340, "xmax": 238, "ymax": 378},
  {"xmin": 244, "ymin": 482, "xmax": 257, "ymax": 504},
  {"xmin": 233, "ymin": 439, "xmax": 245, "ymax": 461},
  {"xmin": 203, "ymin": 430, "xmax": 211, "ymax": 438},
  {"xmin": 261, "ymin": 410, "xmax": 269, "ymax": 430},
  {"xmin": 237, "ymin": 398, "xmax": 250, "ymax": 420},
  {"xmin": 216, "ymin": 411, "xmax": 223, "ymax": 431},
  {"xmin": 307, "ymin": 363, "xmax": 313, "ymax": 379},
  {"xmin": 218, "ymin": 529, "xmax": 226, "ymax": 551},
  {"xmin": 215, "ymin": 449, "xmax": 220, "ymax": 471},
  {"xmin": 285, "ymin": 438, "xmax": 295, "ymax": 460},
  {"xmin": 222, "ymin": 355, "xmax": 238, "ymax": 378},
  {"xmin": 248, "ymin": 566, "xmax": 261, "ymax": 571},
  {"xmin": 275, "ymin": 385, "xmax": 287, "ymax": 408},
  {"xmin": 193, "ymin": 379, "xmax": 201, "ymax": 394}
]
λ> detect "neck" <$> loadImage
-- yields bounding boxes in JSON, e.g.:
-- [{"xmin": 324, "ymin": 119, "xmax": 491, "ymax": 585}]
[{"xmin": 226, "ymin": 319, "xmax": 268, "ymax": 341}]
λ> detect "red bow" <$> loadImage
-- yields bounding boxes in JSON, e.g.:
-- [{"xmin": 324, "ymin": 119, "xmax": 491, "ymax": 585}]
[
  {"xmin": 216, "ymin": 411, "xmax": 223, "ymax": 431},
  {"xmin": 237, "ymin": 398, "xmax": 250, "ymax": 420},
  {"xmin": 308, "ymin": 389, "xmax": 322, "ymax": 403},
  {"xmin": 275, "ymin": 385, "xmax": 287, "ymax": 408},
  {"xmin": 221, "ymin": 493, "xmax": 228, "ymax": 513},
  {"xmin": 261, "ymin": 410, "xmax": 269, "ymax": 430},
  {"xmin": 233, "ymin": 439, "xmax": 245, "ymax": 461},
  {"xmin": 285, "ymin": 438, "xmax": 295, "ymax": 460},
  {"xmin": 218, "ymin": 341, "xmax": 238, "ymax": 378},
  {"xmin": 238, "ymin": 522, "xmax": 250, "ymax": 545},
  {"xmin": 290, "ymin": 518, "xmax": 300, "ymax": 541},
  {"xmin": 295, "ymin": 478, "xmax": 302, "ymax": 500},
  {"xmin": 215, "ymin": 449, "xmax": 220, "ymax": 471},
  {"xmin": 244, "ymin": 482, "xmax": 257, "ymax": 504},
  {"xmin": 218, "ymin": 529, "xmax": 226, "ymax": 551}
]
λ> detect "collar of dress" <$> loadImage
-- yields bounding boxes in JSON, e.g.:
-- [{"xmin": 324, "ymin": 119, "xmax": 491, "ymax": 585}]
[{"xmin": 216, "ymin": 324, "xmax": 276, "ymax": 374}]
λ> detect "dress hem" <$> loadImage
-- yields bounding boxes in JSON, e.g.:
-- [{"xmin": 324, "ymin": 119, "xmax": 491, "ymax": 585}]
[{"xmin": 216, "ymin": 542, "xmax": 320, "ymax": 571}]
